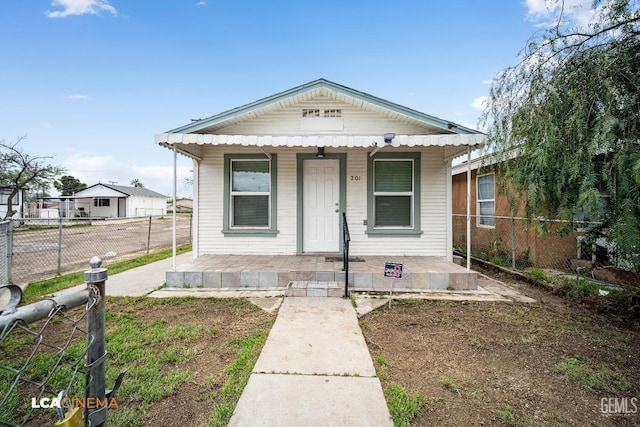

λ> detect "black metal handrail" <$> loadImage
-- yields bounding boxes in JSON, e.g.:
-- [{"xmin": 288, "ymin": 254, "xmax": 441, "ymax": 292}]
[{"xmin": 342, "ymin": 212, "xmax": 351, "ymax": 298}]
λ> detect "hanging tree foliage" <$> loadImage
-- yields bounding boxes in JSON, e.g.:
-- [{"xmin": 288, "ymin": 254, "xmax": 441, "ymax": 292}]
[{"xmin": 482, "ymin": 0, "xmax": 640, "ymax": 271}]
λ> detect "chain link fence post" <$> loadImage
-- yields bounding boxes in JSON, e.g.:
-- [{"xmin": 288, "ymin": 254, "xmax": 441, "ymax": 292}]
[
  {"xmin": 57, "ymin": 218, "xmax": 63, "ymax": 276},
  {"xmin": 147, "ymin": 215, "xmax": 152, "ymax": 254},
  {"xmin": 84, "ymin": 256, "xmax": 108, "ymax": 427}
]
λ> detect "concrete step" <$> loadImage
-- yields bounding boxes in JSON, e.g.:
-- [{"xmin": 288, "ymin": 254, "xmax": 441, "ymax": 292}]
[{"xmin": 285, "ymin": 281, "xmax": 345, "ymax": 297}]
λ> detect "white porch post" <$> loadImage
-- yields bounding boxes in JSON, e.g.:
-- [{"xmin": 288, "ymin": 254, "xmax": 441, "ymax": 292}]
[
  {"xmin": 466, "ymin": 147, "xmax": 471, "ymax": 272},
  {"xmin": 172, "ymin": 144, "xmax": 177, "ymax": 270}
]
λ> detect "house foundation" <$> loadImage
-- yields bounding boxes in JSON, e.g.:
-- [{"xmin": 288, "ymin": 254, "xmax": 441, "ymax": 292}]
[{"xmin": 165, "ymin": 255, "xmax": 478, "ymax": 292}]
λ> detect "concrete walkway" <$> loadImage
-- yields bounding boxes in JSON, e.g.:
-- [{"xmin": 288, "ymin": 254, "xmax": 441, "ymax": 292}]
[
  {"xmin": 228, "ymin": 298, "xmax": 393, "ymax": 427},
  {"xmin": 56, "ymin": 252, "xmax": 195, "ymax": 297}
]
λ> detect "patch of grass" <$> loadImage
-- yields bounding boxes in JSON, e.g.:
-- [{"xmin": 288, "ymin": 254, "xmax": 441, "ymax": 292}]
[
  {"xmin": 383, "ymin": 383, "xmax": 426, "ymax": 427},
  {"xmin": 552, "ymin": 356, "xmax": 632, "ymax": 394},
  {"xmin": 495, "ymin": 404, "xmax": 535, "ymax": 426},
  {"xmin": 496, "ymin": 404, "xmax": 517, "ymax": 422},
  {"xmin": 434, "ymin": 300, "xmax": 456, "ymax": 307},
  {"xmin": 526, "ymin": 268, "xmax": 550, "ymax": 282},
  {"xmin": 376, "ymin": 352, "xmax": 391, "ymax": 367},
  {"xmin": 23, "ymin": 243, "xmax": 192, "ymax": 303},
  {"xmin": 207, "ymin": 328, "xmax": 272, "ymax": 426},
  {"xmin": 441, "ymin": 376, "xmax": 462, "ymax": 395}
]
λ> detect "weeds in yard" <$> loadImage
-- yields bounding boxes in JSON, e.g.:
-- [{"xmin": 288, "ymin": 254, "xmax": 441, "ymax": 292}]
[
  {"xmin": 441, "ymin": 376, "xmax": 462, "ymax": 396},
  {"xmin": 552, "ymin": 356, "xmax": 632, "ymax": 394},
  {"xmin": 376, "ymin": 352, "xmax": 391, "ymax": 367},
  {"xmin": 383, "ymin": 383, "xmax": 426, "ymax": 427},
  {"xmin": 207, "ymin": 329, "xmax": 271, "ymax": 426},
  {"xmin": 526, "ymin": 268, "xmax": 550, "ymax": 283},
  {"xmin": 440, "ymin": 376, "xmax": 490, "ymax": 402},
  {"xmin": 495, "ymin": 404, "xmax": 535, "ymax": 426},
  {"xmin": 496, "ymin": 404, "xmax": 517, "ymax": 422}
]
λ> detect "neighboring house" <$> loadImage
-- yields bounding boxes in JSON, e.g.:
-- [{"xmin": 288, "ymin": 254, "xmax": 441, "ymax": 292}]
[
  {"xmin": 69, "ymin": 183, "xmax": 167, "ymax": 218},
  {"xmin": 451, "ymin": 154, "xmax": 583, "ymax": 269},
  {"xmin": 156, "ymin": 79, "xmax": 484, "ymax": 259},
  {"xmin": 167, "ymin": 198, "xmax": 193, "ymax": 213},
  {"xmin": 0, "ymin": 185, "xmax": 26, "ymax": 219}
]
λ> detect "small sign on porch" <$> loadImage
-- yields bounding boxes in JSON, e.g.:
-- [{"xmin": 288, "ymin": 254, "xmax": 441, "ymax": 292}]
[{"xmin": 384, "ymin": 262, "xmax": 403, "ymax": 279}]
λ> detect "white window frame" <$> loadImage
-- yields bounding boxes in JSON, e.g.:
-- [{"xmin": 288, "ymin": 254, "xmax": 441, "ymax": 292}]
[
  {"xmin": 94, "ymin": 198, "xmax": 110, "ymax": 207},
  {"xmin": 476, "ymin": 173, "xmax": 495, "ymax": 228},
  {"xmin": 373, "ymin": 158, "xmax": 414, "ymax": 229},
  {"xmin": 229, "ymin": 159, "xmax": 271, "ymax": 229}
]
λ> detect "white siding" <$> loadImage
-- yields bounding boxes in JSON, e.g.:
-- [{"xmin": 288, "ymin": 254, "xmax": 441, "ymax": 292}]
[
  {"xmin": 219, "ymin": 98, "xmax": 438, "ymax": 136},
  {"xmin": 128, "ymin": 196, "xmax": 166, "ymax": 216},
  {"xmin": 196, "ymin": 145, "xmax": 450, "ymax": 257}
]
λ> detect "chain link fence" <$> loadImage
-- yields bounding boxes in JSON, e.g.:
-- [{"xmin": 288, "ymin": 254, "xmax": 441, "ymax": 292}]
[
  {"xmin": 452, "ymin": 214, "xmax": 606, "ymax": 274},
  {"xmin": 0, "ymin": 260, "xmax": 112, "ymax": 426},
  {"xmin": 5, "ymin": 214, "xmax": 191, "ymax": 286}
]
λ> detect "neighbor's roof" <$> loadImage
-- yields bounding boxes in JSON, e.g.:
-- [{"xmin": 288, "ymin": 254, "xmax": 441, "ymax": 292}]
[{"xmin": 75, "ymin": 183, "xmax": 166, "ymax": 198}]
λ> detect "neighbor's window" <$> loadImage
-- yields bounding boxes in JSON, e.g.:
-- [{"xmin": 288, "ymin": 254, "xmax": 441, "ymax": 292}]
[
  {"xmin": 230, "ymin": 159, "xmax": 271, "ymax": 227},
  {"xmin": 0, "ymin": 189, "xmax": 18, "ymax": 205},
  {"xmin": 373, "ymin": 159, "xmax": 414, "ymax": 228},
  {"xmin": 477, "ymin": 173, "xmax": 495, "ymax": 227},
  {"xmin": 94, "ymin": 198, "xmax": 110, "ymax": 207}
]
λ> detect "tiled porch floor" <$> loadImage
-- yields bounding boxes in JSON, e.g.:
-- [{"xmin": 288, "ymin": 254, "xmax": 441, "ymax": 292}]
[{"xmin": 166, "ymin": 254, "xmax": 478, "ymax": 291}]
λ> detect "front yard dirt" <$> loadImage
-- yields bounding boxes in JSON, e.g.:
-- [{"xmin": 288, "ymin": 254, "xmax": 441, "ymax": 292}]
[
  {"xmin": 6, "ymin": 270, "xmax": 639, "ymax": 426},
  {"xmin": 361, "ymin": 277, "xmax": 640, "ymax": 426}
]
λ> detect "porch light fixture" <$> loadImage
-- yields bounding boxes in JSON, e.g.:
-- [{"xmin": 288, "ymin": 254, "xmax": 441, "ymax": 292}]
[
  {"xmin": 316, "ymin": 147, "xmax": 325, "ymax": 158},
  {"xmin": 383, "ymin": 133, "xmax": 396, "ymax": 144}
]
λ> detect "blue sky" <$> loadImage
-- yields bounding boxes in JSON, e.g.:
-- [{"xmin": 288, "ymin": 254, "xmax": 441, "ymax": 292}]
[{"xmin": 0, "ymin": 0, "xmax": 594, "ymax": 197}]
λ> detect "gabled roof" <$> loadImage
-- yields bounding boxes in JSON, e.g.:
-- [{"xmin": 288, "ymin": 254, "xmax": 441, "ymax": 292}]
[
  {"xmin": 76, "ymin": 183, "xmax": 166, "ymax": 198},
  {"xmin": 166, "ymin": 78, "xmax": 481, "ymax": 135}
]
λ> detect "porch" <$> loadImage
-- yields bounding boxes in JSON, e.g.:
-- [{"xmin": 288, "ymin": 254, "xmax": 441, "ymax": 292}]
[{"xmin": 165, "ymin": 254, "xmax": 478, "ymax": 292}]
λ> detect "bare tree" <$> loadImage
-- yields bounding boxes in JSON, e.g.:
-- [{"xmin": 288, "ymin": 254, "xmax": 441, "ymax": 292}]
[{"xmin": 0, "ymin": 136, "xmax": 65, "ymax": 219}]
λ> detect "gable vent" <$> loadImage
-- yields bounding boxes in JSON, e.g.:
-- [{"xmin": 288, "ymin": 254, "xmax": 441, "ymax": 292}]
[{"xmin": 302, "ymin": 109, "xmax": 342, "ymax": 118}]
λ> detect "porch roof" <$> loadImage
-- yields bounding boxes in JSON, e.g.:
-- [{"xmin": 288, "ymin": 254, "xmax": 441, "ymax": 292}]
[{"xmin": 155, "ymin": 133, "xmax": 485, "ymax": 160}]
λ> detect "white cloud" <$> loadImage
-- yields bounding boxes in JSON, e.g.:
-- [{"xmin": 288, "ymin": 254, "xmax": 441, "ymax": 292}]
[
  {"xmin": 195, "ymin": 1, "xmax": 208, "ymax": 6},
  {"xmin": 66, "ymin": 94, "xmax": 90, "ymax": 101},
  {"xmin": 525, "ymin": 0, "xmax": 596, "ymax": 28},
  {"xmin": 46, "ymin": 0, "xmax": 117, "ymax": 18},
  {"xmin": 471, "ymin": 96, "xmax": 488, "ymax": 112},
  {"xmin": 61, "ymin": 154, "xmax": 192, "ymax": 198}
]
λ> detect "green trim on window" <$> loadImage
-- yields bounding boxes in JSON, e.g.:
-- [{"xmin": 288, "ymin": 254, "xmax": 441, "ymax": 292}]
[
  {"xmin": 296, "ymin": 153, "xmax": 347, "ymax": 254},
  {"xmin": 366, "ymin": 152, "xmax": 422, "ymax": 237},
  {"xmin": 223, "ymin": 154, "xmax": 278, "ymax": 237}
]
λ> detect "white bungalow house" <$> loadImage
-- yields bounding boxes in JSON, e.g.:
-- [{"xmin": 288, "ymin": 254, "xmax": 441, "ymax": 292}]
[
  {"xmin": 69, "ymin": 183, "xmax": 167, "ymax": 218},
  {"xmin": 156, "ymin": 79, "xmax": 484, "ymax": 291}
]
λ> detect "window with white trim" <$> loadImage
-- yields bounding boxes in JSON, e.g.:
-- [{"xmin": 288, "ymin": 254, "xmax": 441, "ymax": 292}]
[
  {"xmin": 302, "ymin": 109, "xmax": 320, "ymax": 117},
  {"xmin": 373, "ymin": 159, "xmax": 414, "ymax": 228},
  {"xmin": 477, "ymin": 173, "xmax": 495, "ymax": 227},
  {"xmin": 230, "ymin": 159, "xmax": 271, "ymax": 228},
  {"xmin": 94, "ymin": 198, "xmax": 110, "ymax": 207}
]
